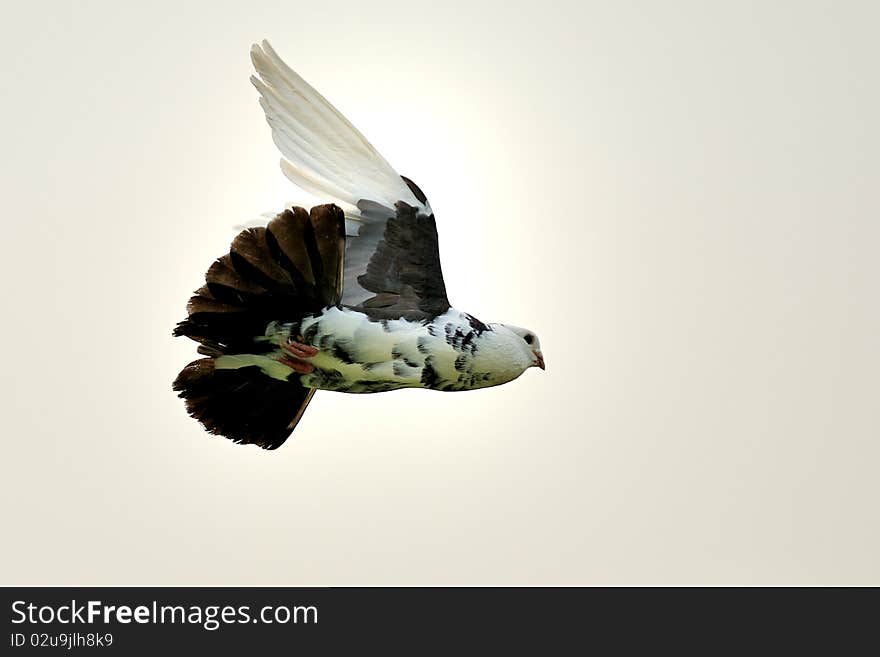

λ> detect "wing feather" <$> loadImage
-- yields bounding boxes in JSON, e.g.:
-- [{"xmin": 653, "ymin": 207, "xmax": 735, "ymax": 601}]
[
  {"xmin": 250, "ymin": 40, "xmax": 448, "ymax": 320},
  {"xmin": 250, "ymin": 40, "xmax": 429, "ymax": 218}
]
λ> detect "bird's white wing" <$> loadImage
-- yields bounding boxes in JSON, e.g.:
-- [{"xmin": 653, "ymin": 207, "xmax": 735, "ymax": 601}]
[
  {"xmin": 250, "ymin": 40, "xmax": 430, "ymax": 237},
  {"xmin": 250, "ymin": 40, "xmax": 449, "ymax": 320}
]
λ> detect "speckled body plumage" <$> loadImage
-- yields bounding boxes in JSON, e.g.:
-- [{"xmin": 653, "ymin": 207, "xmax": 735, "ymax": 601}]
[{"xmin": 215, "ymin": 308, "xmax": 533, "ymax": 394}]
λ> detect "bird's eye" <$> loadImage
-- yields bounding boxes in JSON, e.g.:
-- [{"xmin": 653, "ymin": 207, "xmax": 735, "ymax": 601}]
[{"xmin": 524, "ymin": 334, "xmax": 534, "ymax": 345}]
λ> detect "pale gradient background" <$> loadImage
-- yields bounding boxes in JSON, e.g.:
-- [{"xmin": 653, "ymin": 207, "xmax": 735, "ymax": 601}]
[{"xmin": 1, "ymin": 1, "xmax": 877, "ymax": 585}]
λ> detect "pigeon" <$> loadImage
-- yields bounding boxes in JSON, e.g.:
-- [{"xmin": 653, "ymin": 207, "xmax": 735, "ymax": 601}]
[{"xmin": 173, "ymin": 40, "xmax": 544, "ymax": 449}]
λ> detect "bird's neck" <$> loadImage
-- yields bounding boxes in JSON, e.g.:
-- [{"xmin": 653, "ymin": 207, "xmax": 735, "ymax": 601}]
[
  {"xmin": 430, "ymin": 310, "xmax": 532, "ymax": 389},
  {"xmin": 469, "ymin": 329, "xmax": 533, "ymax": 386}
]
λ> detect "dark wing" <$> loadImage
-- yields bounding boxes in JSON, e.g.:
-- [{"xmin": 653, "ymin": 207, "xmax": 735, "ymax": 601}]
[
  {"xmin": 342, "ymin": 178, "xmax": 449, "ymax": 320},
  {"xmin": 250, "ymin": 41, "xmax": 451, "ymax": 321}
]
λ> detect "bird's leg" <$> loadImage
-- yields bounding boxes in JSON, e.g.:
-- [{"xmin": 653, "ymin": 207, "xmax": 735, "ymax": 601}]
[{"xmin": 279, "ymin": 339, "xmax": 319, "ymax": 374}]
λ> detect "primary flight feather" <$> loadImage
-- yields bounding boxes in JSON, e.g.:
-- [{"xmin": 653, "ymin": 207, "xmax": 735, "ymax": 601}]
[{"xmin": 173, "ymin": 40, "xmax": 545, "ymax": 449}]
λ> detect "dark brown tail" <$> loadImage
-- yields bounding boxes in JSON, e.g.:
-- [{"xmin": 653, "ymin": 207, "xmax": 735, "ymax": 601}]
[{"xmin": 173, "ymin": 205, "xmax": 345, "ymax": 449}]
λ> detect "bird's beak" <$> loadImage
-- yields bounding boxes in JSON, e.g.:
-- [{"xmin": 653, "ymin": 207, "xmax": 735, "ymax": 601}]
[{"xmin": 533, "ymin": 350, "xmax": 545, "ymax": 370}]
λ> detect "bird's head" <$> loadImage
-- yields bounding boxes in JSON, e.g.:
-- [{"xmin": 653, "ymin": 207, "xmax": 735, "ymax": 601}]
[{"xmin": 498, "ymin": 324, "xmax": 545, "ymax": 371}]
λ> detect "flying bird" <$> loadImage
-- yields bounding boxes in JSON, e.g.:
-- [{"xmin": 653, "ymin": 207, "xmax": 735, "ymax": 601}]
[{"xmin": 173, "ymin": 41, "xmax": 544, "ymax": 448}]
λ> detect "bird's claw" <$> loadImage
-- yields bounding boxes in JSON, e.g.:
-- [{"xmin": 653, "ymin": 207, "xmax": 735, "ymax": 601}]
[{"xmin": 279, "ymin": 340, "xmax": 318, "ymax": 374}]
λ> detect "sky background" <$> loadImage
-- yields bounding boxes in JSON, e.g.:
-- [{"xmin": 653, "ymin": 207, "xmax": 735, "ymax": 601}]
[{"xmin": 1, "ymin": 0, "xmax": 877, "ymax": 584}]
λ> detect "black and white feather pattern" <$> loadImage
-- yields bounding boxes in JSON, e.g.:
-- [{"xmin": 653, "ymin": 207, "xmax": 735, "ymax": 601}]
[
  {"xmin": 173, "ymin": 41, "xmax": 543, "ymax": 449},
  {"xmin": 251, "ymin": 42, "xmax": 448, "ymax": 320}
]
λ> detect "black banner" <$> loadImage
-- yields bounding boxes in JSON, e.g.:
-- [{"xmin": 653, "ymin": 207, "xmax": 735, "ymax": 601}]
[{"xmin": 1, "ymin": 587, "xmax": 876, "ymax": 652}]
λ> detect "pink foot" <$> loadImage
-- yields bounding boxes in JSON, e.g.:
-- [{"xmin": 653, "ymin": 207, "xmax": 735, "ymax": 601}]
[{"xmin": 279, "ymin": 340, "xmax": 318, "ymax": 374}]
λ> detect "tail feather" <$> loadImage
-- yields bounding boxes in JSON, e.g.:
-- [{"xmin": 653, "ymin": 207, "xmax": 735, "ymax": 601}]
[
  {"xmin": 174, "ymin": 206, "xmax": 343, "ymax": 351},
  {"xmin": 173, "ymin": 204, "xmax": 345, "ymax": 448},
  {"xmin": 173, "ymin": 359, "xmax": 315, "ymax": 449}
]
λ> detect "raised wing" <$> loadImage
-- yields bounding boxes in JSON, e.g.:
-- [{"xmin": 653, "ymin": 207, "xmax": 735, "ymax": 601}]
[{"xmin": 250, "ymin": 41, "xmax": 450, "ymax": 320}]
